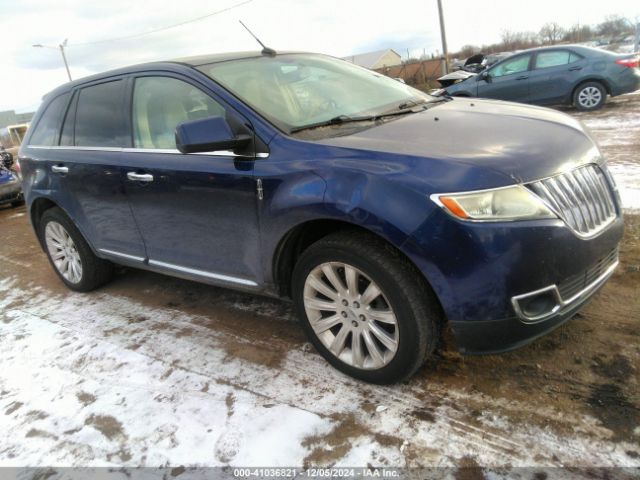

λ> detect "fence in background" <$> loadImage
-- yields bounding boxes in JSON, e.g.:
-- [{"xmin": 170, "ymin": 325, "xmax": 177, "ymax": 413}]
[{"xmin": 374, "ymin": 58, "xmax": 445, "ymax": 91}]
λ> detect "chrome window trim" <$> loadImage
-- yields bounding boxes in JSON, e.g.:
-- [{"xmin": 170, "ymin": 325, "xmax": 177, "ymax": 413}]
[
  {"xmin": 148, "ymin": 259, "xmax": 258, "ymax": 287},
  {"xmin": 98, "ymin": 248, "xmax": 145, "ymax": 262},
  {"xmin": 26, "ymin": 145, "xmax": 268, "ymax": 158},
  {"xmin": 511, "ymin": 259, "xmax": 618, "ymax": 324}
]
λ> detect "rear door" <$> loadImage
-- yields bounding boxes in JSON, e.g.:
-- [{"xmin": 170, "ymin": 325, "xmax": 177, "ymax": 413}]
[
  {"xmin": 35, "ymin": 79, "xmax": 147, "ymax": 261},
  {"xmin": 121, "ymin": 74, "xmax": 261, "ymax": 287},
  {"xmin": 528, "ymin": 49, "xmax": 586, "ymax": 104},
  {"xmin": 477, "ymin": 53, "xmax": 532, "ymax": 102}
]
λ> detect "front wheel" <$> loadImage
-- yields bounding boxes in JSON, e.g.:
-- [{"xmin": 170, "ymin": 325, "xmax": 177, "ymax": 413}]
[
  {"xmin": 39, "ymin": 207, "xmax": 114, "ymax": 292},
  {"xmin": 573, "ymin": 82, "xmax": 606, "ymax": 111},
  {"xmin": 292, "ymin": 231, "xmax": 441, "ymax": 384}
]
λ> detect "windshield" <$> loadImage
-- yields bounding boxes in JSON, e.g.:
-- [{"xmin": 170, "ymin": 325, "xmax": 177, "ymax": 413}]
[{"xmin": 197, "ymin": 53, "xmax": 435, "ymax": 133}]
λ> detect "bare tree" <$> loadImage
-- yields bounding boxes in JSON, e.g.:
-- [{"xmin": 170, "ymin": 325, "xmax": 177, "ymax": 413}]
[
  {"xmin": 500, "ymin": 30, "xmax": 519, "ymax": 51},
  {"xmin": 458, "ymin": 44, "xmax": 479, "ymax": 58},
  {"xmin": 597, "ymin": 15, "xmax": 632, "ymax": 39},
  {"xmin": 563, "ymin": 24, "xmax": 593, "ymax": 43},
  {"xmin": 539, "ymin": 22, "xmax": 565, "ymax": 45}
]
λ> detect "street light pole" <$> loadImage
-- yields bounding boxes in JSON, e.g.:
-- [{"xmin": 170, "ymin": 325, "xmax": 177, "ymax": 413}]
[
  {"xmin": 59, "ymin": 39, "xmax": 72, "ymax": 82},
  {"xmin": 32, "ymin": 39, "xmax": 72, "ymax": 81},
  {"xmin": 437, "ymin": 0, "xmax": 449, "ymax": 74}
]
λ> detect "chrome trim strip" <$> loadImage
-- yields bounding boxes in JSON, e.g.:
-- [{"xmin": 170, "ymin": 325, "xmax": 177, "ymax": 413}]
[
  {"xmin": 511, "ymin": 259, "xmax": 618, "ymax": 324},
  {"xmin": 148, "ymin": 259, "xmax": 258, "ymax": 287},
  {"xmin": 27, "ymin": 145, "xmax": 269, "ymax": 158},
  {"xmin": 98, "ymin": 249, "xmax": 145, "ymax": 262}
]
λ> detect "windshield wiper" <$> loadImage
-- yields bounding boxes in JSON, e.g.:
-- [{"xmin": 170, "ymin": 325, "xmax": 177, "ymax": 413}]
[
  {"xmin": 290, "ymin": 110, "xmax": 418, "ymax": 134},
  {"xmin": 290, "ymin": 97, "xmax": 450, "ymax": 134}
]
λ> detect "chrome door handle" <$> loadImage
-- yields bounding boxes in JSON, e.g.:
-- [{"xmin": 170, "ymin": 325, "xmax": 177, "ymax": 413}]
[
  {"xmin": 51, "ymin": 165, "xmax": 69, "ymax": 174},
  {"xmin": 127, "ymin": 172, "xmax": 154, "ymax": 182}
]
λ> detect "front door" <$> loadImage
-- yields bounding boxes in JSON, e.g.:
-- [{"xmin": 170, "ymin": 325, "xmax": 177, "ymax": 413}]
[
  {"xmin": 477, "ymin": 53, "xmax": 532, "ymax": 102},
  {"xmin": 122, "ymin": 75, "xmax": 261, "ymax": 287}
]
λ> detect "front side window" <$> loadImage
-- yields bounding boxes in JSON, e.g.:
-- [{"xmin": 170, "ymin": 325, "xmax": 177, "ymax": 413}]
[
  {"xmin": 75, "ymin": 80, "xmax": 127, "ymax": 147},
  {"xmin": 490, "ymin": 55, "xmax": 531, "ymax": 78},
  {"xmin": 29, "ymin": 93, "xmax": 70, "ymax": 146},
  {"xmin": 132, "ymin": 76, "xmax": 225, "ymax": 149},
  {"xmin": 534, "ymin": 50, "xmax": 580, "ymax": 69},
  {"xmin": 198, "ymin": 53, "xmax": 435, "ymax": 133}
]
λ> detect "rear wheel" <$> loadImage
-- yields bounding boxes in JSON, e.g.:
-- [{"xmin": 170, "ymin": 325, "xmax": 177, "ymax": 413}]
[
  {"xmin": 292, "ymin": 231, "xmax": 441, "ymax": 384},
  {"xmin": 573, "ymin": 82, "xmax": 606, "ymax": 111},
  {"xmin": 39, "ymin": 207, "xmax": 113, "ymax": 292}
]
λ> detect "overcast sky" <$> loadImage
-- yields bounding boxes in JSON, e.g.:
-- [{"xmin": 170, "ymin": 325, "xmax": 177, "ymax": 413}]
[{"xmin": 1, "ymin": 0, "xmax": 638, "ymax": 112}]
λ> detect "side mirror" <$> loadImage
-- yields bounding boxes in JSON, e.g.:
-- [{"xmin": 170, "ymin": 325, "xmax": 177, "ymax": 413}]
[
  {"xmin": 175, "ymin": 116, "xmax": 251, "ymax": 154},
  {"xmin": 479, "ymin": 71, "xmax": 491, "ymax": 83}
]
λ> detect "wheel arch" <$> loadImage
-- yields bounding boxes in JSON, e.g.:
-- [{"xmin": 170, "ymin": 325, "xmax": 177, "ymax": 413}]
[
  {"xmin": 272, "ymin": 219, "xmax": 446, "ymax": 324},
  {"xmin": 29, "ymin": 196, "xmax": 96, "ymax": 255},
  {"xmin": 572, "ymin": 77, "xmax": 611, "ymax": 98},
  {"xmin": 30, "ymin": 197, "xmax": 60, "ymax": 250}
]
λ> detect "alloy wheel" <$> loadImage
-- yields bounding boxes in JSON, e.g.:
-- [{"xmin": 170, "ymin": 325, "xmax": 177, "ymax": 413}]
[
  {"xmin": 578, "ymin": 86, "xmax": 602, "ymax": 109},
  {"xmin": 303, "ymin": 262, "xmax": 399, "ymax": 370},
  {"xmin": 45, "ymin": 221, "xmax": 83, "ymax": 284}
]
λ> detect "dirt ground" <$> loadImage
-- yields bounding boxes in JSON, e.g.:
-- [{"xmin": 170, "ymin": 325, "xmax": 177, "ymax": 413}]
[{"xmin": 0, "ymin": 94, "xmax": 639, "ymax": 474}]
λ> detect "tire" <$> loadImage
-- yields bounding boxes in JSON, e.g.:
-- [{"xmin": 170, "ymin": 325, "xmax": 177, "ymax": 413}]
[
  {"xmin": 10, "ymin": 196, "xmax": 24, "ymax": 208},
  {"xmin": 291, "ymin": 230, "xmax": 441, "ymax": 384},
  {"xmin": 39, "ymin": 207, "xmax": 114, "ymax": 292},
  {"xmin": 573, "ymin": 82, "xmax": 606, "ymax": 111}
]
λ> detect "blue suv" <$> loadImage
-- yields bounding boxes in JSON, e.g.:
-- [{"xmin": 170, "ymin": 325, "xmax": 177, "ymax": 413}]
[{"xmin": 19, "ymin": 51, "xmax": 623, "ymax": 383}]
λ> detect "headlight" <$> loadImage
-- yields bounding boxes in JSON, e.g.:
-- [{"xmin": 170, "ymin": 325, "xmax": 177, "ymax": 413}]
[{"xmin": 431, "ymin": 185, "xmax": 557, "ymax": 221}]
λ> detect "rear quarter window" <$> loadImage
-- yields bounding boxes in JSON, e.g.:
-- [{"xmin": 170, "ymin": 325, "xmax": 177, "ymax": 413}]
[
  {"xmin": 75, "ymin": 80, "xmax": 127, "ymax": 147},
  {"xmin": 28, "ymin": 93, "xmax": 70, "ymax": 146}
]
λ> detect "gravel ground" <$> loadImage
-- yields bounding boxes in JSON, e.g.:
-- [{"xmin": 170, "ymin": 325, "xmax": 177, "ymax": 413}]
[{"xmin": 0, "ymin": 92, "xmax": 639, "ymax": 475}]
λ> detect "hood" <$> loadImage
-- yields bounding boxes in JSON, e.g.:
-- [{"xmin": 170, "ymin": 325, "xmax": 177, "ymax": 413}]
[{"xmin": 316, "ymin": 98, "xmax": 600, "ymax": 184}]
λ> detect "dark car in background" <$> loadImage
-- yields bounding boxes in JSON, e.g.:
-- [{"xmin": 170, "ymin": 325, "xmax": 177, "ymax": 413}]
[
  {"xmin": 0, "ymin": 148, "xmax": 23, "ymax": 208},
  {"xmin": 19, "ymin": 51, "xmax": 623, "ymax": 383},
  {"xmin": 441, "ymin": 45, "xmax": 640, "ymax": 110}
]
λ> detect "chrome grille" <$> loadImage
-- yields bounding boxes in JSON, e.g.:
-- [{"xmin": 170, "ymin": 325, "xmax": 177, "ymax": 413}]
[{"xmin": 528, "ymin": 164, "xmax": 617, "ymax": 236}]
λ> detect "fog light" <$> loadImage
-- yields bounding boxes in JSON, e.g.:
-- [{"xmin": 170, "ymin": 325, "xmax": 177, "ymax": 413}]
[{"xmin": 512, "ymin": 287, "xmax": 561, "ymax": 323}]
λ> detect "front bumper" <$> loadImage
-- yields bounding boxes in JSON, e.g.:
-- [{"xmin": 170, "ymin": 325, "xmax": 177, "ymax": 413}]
[
  {"xmin": 404, "ymin": 206, "xmax": 623, "ymax": 355},
  {"xmin": 450, "ymin": 253, "xmax": 617, "ymax": 354}
]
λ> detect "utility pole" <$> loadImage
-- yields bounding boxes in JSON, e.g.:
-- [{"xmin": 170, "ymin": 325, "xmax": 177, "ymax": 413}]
[
  {"xmin": 33, "ymin": 38, "xmax": 72, "ymax": 82},
  {"xmin": 437, "ymin": 0, "xmax": 449, "ymax": 74}
]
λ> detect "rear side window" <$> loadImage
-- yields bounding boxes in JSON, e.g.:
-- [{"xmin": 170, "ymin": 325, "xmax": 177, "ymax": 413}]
[
  {"xmin": 535, "ymin": 51, "xmax": 582, "ymax": 69},
  {"xmin": 28, "ymin": 93, "xmax": 70, "ymax": 146},
  {"xmin": 75, "ymin": 80, "xmax": 127, "ymax": 147},
  {"xmin": 132, "ymin": 76, "xmax": 225, "ymax": 149}
]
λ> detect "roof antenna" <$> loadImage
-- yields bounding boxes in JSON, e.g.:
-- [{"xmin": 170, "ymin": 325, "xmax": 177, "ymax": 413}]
[{"xmin": 239, "ymin": 20, "xmax": 276, "ymax": 56}]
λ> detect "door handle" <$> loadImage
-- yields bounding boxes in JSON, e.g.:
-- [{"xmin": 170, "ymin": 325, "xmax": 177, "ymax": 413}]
[
  {"xmin": 51, "ymin": 165, "xmax": 69, "ymax": 174},
  {"xmin": 127, "ymin": 172, "xmax": 154, "ymax": 182},
  {"xmin": 568, "ymin": 66, "xmax": 583, "ymax": 71},
  {"xmin": 515, "ymin": 75, "xmax": 529, "ymax": 80}
]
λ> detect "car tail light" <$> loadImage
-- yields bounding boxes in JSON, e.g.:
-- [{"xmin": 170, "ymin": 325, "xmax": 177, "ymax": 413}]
[
  {"xmin": 615, "ymin": 56, "xmax": 640, "ymax": 68},
  {"xmin": 14, "ymin": 158, "xmax": 21, "ymax": 173}
]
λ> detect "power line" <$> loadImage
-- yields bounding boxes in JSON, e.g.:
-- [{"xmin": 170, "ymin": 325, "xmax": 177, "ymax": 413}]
[{"xmin": 68, "ymin": 0, "xmax": 254, "ymax": 47}]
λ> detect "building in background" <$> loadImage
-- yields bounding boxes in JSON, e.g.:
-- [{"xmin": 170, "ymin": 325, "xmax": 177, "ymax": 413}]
[
  {"xmin": 342, "ymin": 49, "xmax": 402, "ymax": 69},
  {"xmin": 0, "ymin": 110, "xmax": 34, "ymax": 129}
]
